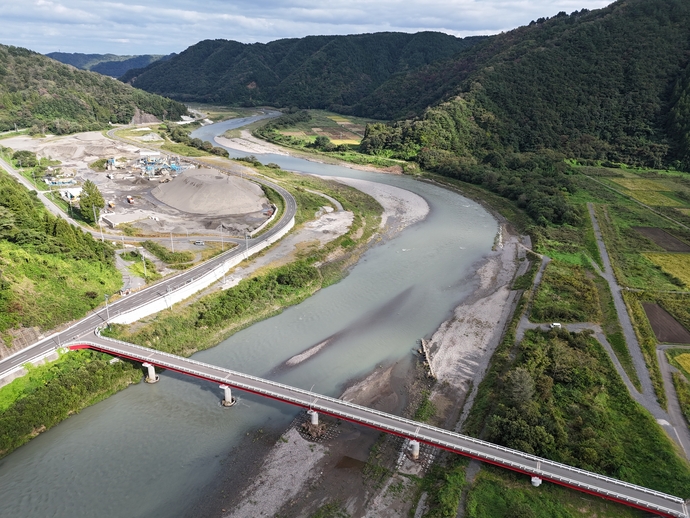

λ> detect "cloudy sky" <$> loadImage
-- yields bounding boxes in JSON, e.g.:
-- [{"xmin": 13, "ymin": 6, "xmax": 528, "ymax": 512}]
[{"xmin": 1, "ymin": 0, "xmax": 612, "ymax": 56}]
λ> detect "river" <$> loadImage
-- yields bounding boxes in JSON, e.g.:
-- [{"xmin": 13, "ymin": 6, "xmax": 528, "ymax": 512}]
[{"xmin": 0, "ymin": 116, "xmax": 497, "ymax": 517}]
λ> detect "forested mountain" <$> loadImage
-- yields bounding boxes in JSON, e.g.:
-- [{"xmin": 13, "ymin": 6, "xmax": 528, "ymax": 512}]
[
  {"xmin": 120, "ymin": 32, "xmax": 486, "ymax": 108},
  {"xmin": 46, "ymin": 52, "xmax": 173, "ymax": 78},
  {"xmin": 0, "ymin": 45, "xmax": 187, "ymax": 134},
  {"xmin": 359, "ymin": 0, "xmax": 690, "ymax": 170}
]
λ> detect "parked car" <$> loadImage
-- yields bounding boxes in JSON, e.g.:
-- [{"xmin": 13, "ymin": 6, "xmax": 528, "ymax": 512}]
[{"xmin": 194, "ymin": 240, "xmax": 205, "ymax": 245}]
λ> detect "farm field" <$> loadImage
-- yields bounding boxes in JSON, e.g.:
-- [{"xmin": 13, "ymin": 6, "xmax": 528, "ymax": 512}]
[
  {"xmin": 610, "ymin": 178, "xmax": 673, "ymax": 191},
  {"xmin": 671, "ymin": 352, "xmax": 690, "ymax": 377},
  {"xmin": 633, "ymin": 227, "xmax": 690, "ymax": 252},
  {"xmin": 628, "ymin": 190, "xmax": 684, "ymax": 206},
  {"xmin": 642, "ymin": 253, "xmax": 690, "ymax": 288},
  {"xmin": 273, "ymin": 110, "xmax": 378, "ymax": 145},
  {"xmin": 641, "ymin": 303, "xmax": 690, "ymax": 344}
]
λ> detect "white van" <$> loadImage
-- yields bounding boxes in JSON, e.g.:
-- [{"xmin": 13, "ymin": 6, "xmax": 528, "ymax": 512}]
[{"xmin": 550, "ymin": 323, "xmax": 562, "ymax": 329}]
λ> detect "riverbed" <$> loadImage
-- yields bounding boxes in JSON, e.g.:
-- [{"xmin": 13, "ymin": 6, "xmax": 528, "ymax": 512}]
[{"xmin": 0, "ymin": 117, "xmax": 499, "ymax": 518}]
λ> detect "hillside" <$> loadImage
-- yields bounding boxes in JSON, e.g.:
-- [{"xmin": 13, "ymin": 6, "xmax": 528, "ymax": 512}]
[
  {"xmin": 46, "ymin": 52, "xmax": 173, "ymax": 78},
  {"xmin": 120, "ymin": 32, "xmax": 486, "ymax": 108},
  {"xmin": 0, "ymin": 166, "xmax": 121, "ymax": 342},
  {"xmin": 0, "ymin": 45, "xmax": 187, "ymax": 134},
  {"xmin": 359, "ymin": 0, "xmax": 690, "ymax": 169}
]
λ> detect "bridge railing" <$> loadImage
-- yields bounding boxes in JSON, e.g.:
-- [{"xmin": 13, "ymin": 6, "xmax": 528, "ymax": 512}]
[{"xmin": 79, "ymin": 333, "xmax": 686, "ymax": 516}]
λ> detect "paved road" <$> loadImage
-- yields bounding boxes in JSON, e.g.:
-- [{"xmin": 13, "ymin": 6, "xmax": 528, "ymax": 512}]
[
  {"xmin": 659, "ymin": 345, "xmax": 690, "ymax": 455},
  {"xmin": 0, "ymin": 164, "xmax": 298, "ymax": 381},
  {"xmin": 67, "ymin": 333, "xmax": 689, "ymax": 518},
  {"xmin": 587, "ymin": 203, "xmax": 659, "ymax": 399}
]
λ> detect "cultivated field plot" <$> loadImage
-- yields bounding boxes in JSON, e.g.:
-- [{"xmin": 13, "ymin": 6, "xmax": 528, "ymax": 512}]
[
  {"xmin": 633, "ymin": 227, "xmax": 690, "ymax": 252},
  {"xmin": 673, "ymin": 353, "xmax": 690, "ymax": 372},
  {"xmin": 642, "ymin": 303, "xmax": 690, "ymax": 343},
  {"xmin": 312, "ymin": 126, "xmax": 361, "ymax": 144},
  {"xmin": 643, "ymin": 253, "xmax": 690, "ymax": 287},
  {"xmin": 628, "ymin": 190, "xmax": 684, "ymax": 206},
  {"xmin": 610, "ymin": 178, "xmax": 672, "ymax": 191},
  {"xmin": 276, "ymin": 110, "xmax": 378, "ymax": 146}
]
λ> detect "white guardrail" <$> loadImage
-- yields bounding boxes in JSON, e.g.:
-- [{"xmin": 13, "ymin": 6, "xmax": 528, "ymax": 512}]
[{"xmin": 71, "ymin": 332, "xmax": 688, "ymax": 518}]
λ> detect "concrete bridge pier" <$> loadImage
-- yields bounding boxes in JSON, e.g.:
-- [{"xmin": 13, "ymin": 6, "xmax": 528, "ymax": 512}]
[
  {"xmin": 308, "ymin": 409, "xmax": 318, "ymax": 425},
  {"xmin": 142, "ymin": 362, "xmax": 159, "ymax": 383},
  {"xmin": 531, "ymin": 476, "xmax": 542, "ymax": 487},
  {"xmin": 220, "ymin": 384, "xmax": 237, "ymax": 407},
  {"xmin": 410, "ymin": 440, "xmax": 420, "ymax": 460}
]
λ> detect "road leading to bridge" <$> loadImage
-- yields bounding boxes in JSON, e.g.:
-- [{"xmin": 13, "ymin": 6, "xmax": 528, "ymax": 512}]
[{"xmin": 68, "ymin": 332, "xmax": 689, "ymax": 518}]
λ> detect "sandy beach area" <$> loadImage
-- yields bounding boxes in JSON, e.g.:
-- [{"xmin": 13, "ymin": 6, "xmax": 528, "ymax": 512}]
[{"xmin": 216, "ymin": 131, "xmax": 290, "ymax": 156}]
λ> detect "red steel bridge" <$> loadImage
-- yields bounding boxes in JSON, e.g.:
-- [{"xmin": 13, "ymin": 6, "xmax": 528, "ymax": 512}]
[{"xmin": 68, "ymin": 333, "xmax": 689, "ymax": 518}]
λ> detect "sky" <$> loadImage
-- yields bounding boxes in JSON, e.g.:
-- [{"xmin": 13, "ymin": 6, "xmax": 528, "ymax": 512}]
[{"xmin": 1, "ymin": 0, "xmax": 613, "ymax": 56}]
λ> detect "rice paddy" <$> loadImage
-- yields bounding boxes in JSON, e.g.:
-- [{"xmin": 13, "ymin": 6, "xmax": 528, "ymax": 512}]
[
  {"xmin": 610, "ymin": 178, "xmax": 672, "ymax": 191},
  {"xmin": 643, "ymin": 253, "xmax": 690, "ymax": 287},
  {"xmin": 674, "ymin": 353, "xmax": 690, "ymax": 374},
  {"xmin": 629, "ymin": 190, "xmax": 684, "ymax": 206}
]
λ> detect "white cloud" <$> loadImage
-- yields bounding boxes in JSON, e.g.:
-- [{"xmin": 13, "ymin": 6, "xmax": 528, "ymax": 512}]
[{"xmin": 0, "ymin": 0, "xmax": 612, "ymax": 55}]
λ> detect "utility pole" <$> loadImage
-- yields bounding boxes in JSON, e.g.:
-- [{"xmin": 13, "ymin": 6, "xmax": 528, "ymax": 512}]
[
  {"xmin": 221, "ymin": 227, "xmax": 224, "ymax": 251},
  {"xmin": 141, "ymin": 250, "xmax": 147, "ymax": 279},
  {"xmin": 104, "ymin": 294, "xmax": 110, "ymax": 321},
  {"xmin": 170, "ymin": 231, "xmax": 174, "ymax": 253}
]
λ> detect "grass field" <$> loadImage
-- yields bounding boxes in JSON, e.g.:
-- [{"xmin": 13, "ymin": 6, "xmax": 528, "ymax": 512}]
[
  {"xmin": 531, "ymin": 260, "xmax": 601, "ymax": 323},
  {"xmin": 161, "ymin": 142, "xmax": 210, "ymax": 157},
  {"xmin": 465, "ymin": 467, "xmax": 643, "ymax": 518},
  {"xmin": 610, "ymin": 178, "xmax": 673, "ymax": 191},
  {"xmin": 642, "ymin": 253, "xmax": 690, "ymax": 288}
]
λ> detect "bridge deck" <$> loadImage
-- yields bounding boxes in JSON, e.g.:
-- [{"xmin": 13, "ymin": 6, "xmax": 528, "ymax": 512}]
[{"xmin": 69, "ymin": 334, "xmax": 689, "ymax": 518}]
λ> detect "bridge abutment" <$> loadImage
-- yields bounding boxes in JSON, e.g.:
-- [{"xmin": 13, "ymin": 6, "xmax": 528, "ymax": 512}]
[
  {"xmin": 220, "ymin": 384, "xmax": 237, "ymax": 407},
  {"xmin": 142, "ymin": 362, "xmax": 159, "ymax": 383},
  {"xmin": 531, "ymin": 476, "xmax": 542, "ymax": 487}
]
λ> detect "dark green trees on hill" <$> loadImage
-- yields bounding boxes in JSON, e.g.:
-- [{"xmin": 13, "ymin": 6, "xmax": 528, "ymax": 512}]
[
  {"xmin": 358, "ymin": 0, "xmax": 690, "ymax": 170},
  {"xmin": 121, "ymin": 32, "xmax": 486, "ymax": 109},
  {"xmin": 0, "ymin": 45, "xmax": 187, "ymax": 134}
]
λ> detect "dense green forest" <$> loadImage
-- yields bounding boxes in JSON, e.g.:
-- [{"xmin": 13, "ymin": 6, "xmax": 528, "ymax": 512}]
[
  {"xmin": 359, "ymin": 0, "xmax": 690, "ymax": 167},
  {"xmin": 120, "ymin": 32, "xmax": 485, "ymax": 108},
  {"xmin": 46, "ymin": 52, "xmax": 172, "ymax": 78},
  {"xmin": 0, "ymin": 168, "xmax": 120, "ymax": 338},
  {"xmin": 0, "ymin": 44, "xmax": 187, "ymax": 134}
]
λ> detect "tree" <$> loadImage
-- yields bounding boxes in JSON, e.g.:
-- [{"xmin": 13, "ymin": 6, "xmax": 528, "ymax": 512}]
[
  {"xmin": 79, "ymin": 180, "xmax": 104, "ymax": 224},
  {"xmin": 504, "ymin": 367, "xmax": 535, "ymax": 408}
]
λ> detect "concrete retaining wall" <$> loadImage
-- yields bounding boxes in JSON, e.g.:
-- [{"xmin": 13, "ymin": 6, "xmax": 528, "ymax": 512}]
[{"xmin": 109, "ymin": 216, "xmax": 295, "ymax": 325}]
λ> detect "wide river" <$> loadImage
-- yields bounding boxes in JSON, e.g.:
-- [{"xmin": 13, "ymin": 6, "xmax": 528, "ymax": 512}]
[{"xmin": 0, "ymin": 116, "xmax": 497, "ymax": 517}]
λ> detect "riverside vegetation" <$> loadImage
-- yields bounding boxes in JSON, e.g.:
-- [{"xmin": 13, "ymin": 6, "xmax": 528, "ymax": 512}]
[{"xmin": 0, "ymin": 349, "xmax": 141, "ymax": 458}]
